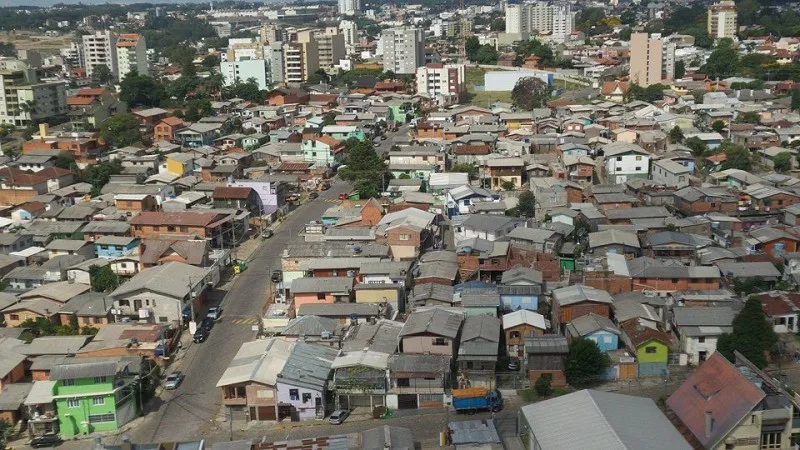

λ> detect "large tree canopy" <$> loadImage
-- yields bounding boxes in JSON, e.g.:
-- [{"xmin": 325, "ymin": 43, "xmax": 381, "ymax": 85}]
[
  {"xmin": 716, "ymin": 297, "xmax": 778, "ymax": 369},
  {"xmin": 511, "ymin": 77, "xmax": 549, "ymax": 110}
]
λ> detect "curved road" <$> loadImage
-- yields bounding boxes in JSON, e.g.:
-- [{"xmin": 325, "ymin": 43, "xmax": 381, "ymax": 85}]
[{"xmin": 104, "ymin": 180, "xmax": 352, "ymax": 445}]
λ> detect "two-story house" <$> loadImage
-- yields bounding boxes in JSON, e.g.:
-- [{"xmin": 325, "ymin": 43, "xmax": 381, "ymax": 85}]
[
  {"xmin": 503, "ymin": 309, "xmax": 548, "ymax": 357},
  {"xmin": 399, "ymin": 308, "xmax": 463, "ymax": 359},
  {"xmin": 671, "ymin": 306, "xmax": 734, "ymax": 366},
  {"xmin": 457, "ymin": 315, "xmax": 501, "ymax": 389},
  {"xmin": 551, "ymin": 285, "xmax": 614, "ymax": 332},
  {"xmin": 603, "ymin": 142, "xmax": 651, "ymax": 185},
  {"xmin": 303, "ymin": 136, "xmax": 346, "ymax": 166}
]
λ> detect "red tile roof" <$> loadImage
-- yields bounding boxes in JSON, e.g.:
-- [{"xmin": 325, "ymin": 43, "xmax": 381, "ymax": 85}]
[
  {"xmin": 756, "ymin": 292, "xmax": 800, "ymax": 316},
  {"xmin": 455, "ymin": 145, "xmax": 490, "ymax": 155},
  {"xmin": 620, "ymin": 321, "xmax": 672, "ymax": 348},
  {"xmin": 76, "ymin": 88, "xmax": 106, "ymax": 97},
  {"xmin": 159, "ymin": 116, "xmax": 185, "ymax": 127},
  {"xmin": 277, "ymin": 162, "xmax": 313, "ymax": 172},
  {"xmin": 67, "ymin": 96, "xmax": 97, "ymax": 106},
  {"xmin": 0, "ymin": 167, "xmax": 70, "ymax": 186},
  {"xmin": 316, "ymin": 136, "xmax": 343, "ymax": 147},
  {"xmin": 212, "ymin": 186, "xmax": 253, "ymax": 200},
  {"xmin": 130, "ymin": 211, "xmax": 226, "ymax": 227},
  {"xmin": 666, "ymin": 353, "xmax": 765, "ymax": 449}
]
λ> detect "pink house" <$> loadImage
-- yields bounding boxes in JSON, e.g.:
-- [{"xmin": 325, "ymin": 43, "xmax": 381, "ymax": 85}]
[
  {"xmin": 399, "ymin": 308, "xmax": 463, "ymax": 357},
  {"xmin": 290, "ymin": 277, "xmax": 354, "ymax": 311}
]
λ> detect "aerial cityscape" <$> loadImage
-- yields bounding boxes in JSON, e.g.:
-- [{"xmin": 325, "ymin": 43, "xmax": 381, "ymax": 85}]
[{"xmin": 0, "ymin": 0, "xmax": 797, "ymax": 448}]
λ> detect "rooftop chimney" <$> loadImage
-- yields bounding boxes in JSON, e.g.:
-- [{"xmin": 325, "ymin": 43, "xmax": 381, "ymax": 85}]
[{"xmin": 704, "ymin": 411, "xmax": 714, "ymax": 438}]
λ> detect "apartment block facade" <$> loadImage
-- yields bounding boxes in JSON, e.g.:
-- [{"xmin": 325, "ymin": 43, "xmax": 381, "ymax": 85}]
[
  {"xmin": 82, "ymin": 30, "xmax": 118, "ymax": 80},
  {"xmin": 382, "ymin": 28, "xmax": 424, "ymax": 75},
  {"xmin": 708, "ymin": 0, "xmax": 737, "ymax": 40},
  {"xmin": 630, "ymin": 33, "xmax": 663, "ymax": 87},
  {"xmin": 116, "ymin": 33, "xmax": 148, "ymax": 80}
]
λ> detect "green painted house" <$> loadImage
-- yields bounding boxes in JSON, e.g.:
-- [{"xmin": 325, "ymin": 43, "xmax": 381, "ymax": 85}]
[
  {"xmin": 303, "ymin": 136, "xmax": 346, "ymax": 166},
  {"xmin": 623, "ymin": 325, "xmax": 671, "ymax": 378},
  {"xmin": 386, "ymin": 100, "xmax": 413, "ymax": 125},
  {"xmin": 320, "ymin": 125, "xmax": 366, "ymax": 142},
  {"xmin": 51, "ymin": 361, "xmax": 138, "ymax": 437}
]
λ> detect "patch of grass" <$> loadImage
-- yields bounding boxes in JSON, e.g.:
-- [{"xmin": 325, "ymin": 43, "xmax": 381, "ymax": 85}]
[
  {"xmin": 468, "ymin": 90, "xmax": 513, "ymax": 107},
  {"xmin": 466, "ymin": 67, "xmax": 488, "ymax": 91},
  {"xmin": 520, "ymin": 386, "xmax": 573, "ymax": 403}
]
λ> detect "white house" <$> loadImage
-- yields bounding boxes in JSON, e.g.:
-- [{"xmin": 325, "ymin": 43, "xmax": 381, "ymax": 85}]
[
  {"xmin": 651, "ymin": 158, "xmax": 691, "ymax": 189},
  {"xmin": 454, "ymin": 214, "xmax": 523, "ymax": 243},
  {"xmin": 672, "ymin": 306, "xmax": 734, "ymax": 365},
  {"xmin": 603, "ymin": 142, "xmax": 651, "ymax": 185}
]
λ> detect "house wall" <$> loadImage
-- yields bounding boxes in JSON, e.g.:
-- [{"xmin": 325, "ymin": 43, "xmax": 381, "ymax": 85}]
[
  {"xmin": 527, "ymin": 369, "xmax": 567, "ymax": 388},
  {"xmin": 55, "ymin": 377, "xmax": 131, "ymax": 437},
  {"xmin": 633, "ymin": 277, "xmax": 720, "ymax": 293},
  {"xmin": 401, "ymin": 335, "xmax": 453, "ymax": 356},
  {"xmin": 500, "ymin": 294, "xmax": 538, "ymax": 312},
  {"xmin": 3, "ymin": 310, "xmax": 52, "ymax": 328},
  {"xmin": 276, "ymin": 381, "xmax": 325, "ymax": 421},
  {"xmin": 132, "ymin": 223, "xmax": 210, "ymax": 240},
  {"xmin": 605, "ymin": 154, "xmax": 650, "ymax": 184},
  {"xmin": 506, "ymin": 324, "xmax": 544, "ymax": 357},
  {"xmin": 113, "ymin": 290, "xmax": 195, "ymax": 323},
  {"xmin": 464, "ymin": 306, "xmax": 497, "ymax": 317},
  {"xmin": 0, "ymin": 361, "xmax": 25, "ymax": 390},
  {"xmin": 293, "ymin": 292, "xmax": 335, "ymax": 310},
  {"xmin": 681, "ymin": 334, "xmax": 720, "ymax": 366},
  {"xmin": 557, "ymin": 303, "xmax": 610, "ymax": 330},
  {"xmin": 584, "ymin": 330, "xmax": 618, "ymax": 353}
]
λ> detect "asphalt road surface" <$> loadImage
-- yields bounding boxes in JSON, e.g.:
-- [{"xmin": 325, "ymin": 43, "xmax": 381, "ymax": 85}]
[{"xmin": 102, "ymin": 181, "xmax": 353, "ymax": 445}]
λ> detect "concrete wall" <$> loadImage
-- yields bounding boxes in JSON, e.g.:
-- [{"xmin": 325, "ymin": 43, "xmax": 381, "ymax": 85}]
[{"xmin": 484, "ymin": 70, "xmax": 553, "ymax": 91}]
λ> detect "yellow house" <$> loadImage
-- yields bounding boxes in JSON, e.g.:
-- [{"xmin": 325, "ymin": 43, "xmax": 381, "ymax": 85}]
[
  {"xmin": 165, "ymin": 152, "xmax": 194, "ymax": 176},
  {"xmin": 500, "ymin": 113, "xmax": 533, "ymax": 130},
  {"xmin": 1, "ymin": 299, "xmax": 62, "ymax": 327},
  {"xmin": 353, "ymin": 284, "xmax": 402, "ymax": 311}
]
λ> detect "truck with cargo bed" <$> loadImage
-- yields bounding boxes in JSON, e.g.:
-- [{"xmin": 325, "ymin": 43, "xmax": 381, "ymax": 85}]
[{"xmin": 451, "ymin": 388, "xmax": 503, "ymax": 414}]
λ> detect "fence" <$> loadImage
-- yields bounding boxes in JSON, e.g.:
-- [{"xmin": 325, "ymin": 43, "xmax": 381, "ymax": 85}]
[{"xmin": 496, "ymin": 373, "xmax": 530, "ymax": 391}]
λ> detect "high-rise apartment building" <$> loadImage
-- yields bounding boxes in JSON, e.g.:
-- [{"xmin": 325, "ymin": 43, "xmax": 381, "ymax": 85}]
[
  {"xmin": 283, "ymin": 30, "xmax": 319, "ymax": 83},
  {"xmin": 416, "ymin": 63, "xmax": 465, "ymax": 100},
  {"xmin": 381, "ymin": 27, "xmax": 424, "ymax": 75},
  {"xmin": 221, "ymin": 59, "xmax": 269, "ymax": 90},
  {"xmin": 60, "ymin": 41, "xmax": 84, "ymax": 69},
  {"xmin": 339, "ymin": 20, "xmax": 358, "ymax": 54},
  {"xmin": 0, "ymin": 59, "xmax": 66, "ymax": 127},
  {"xmin": 338, "ymin": 0, "xmax": 361, "ymax": 16},
  {"xmin": 630, "ymin": 33, "xmax": 663, "ymax": 87},
  {"xmin": 82, "ymin": 30, "xmax": 118, "ymax": 80},
  {"xmin": 708, "ymin": 0, "xmax": 737, "ymax": 40},
  {"xmin": 662, "ymin": 41, "xmax": 676, "ymax": 81},
  {"xmin": 315, "ymin": 27, "xmax": 345, "ymax": 72},
  {"xmin": 505, "ymin": 2, "xmax": 575, "ymax": 42},
  {"xmin": 116, "ymin": 33, "xmax": 148, "ymax": 80}
]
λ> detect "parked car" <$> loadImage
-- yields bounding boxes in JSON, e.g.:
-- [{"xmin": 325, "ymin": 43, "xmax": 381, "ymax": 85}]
[
  {"xmin": 271, "ymin": 270, "xmax": 282, "ymax": 283},
  {"xmin": 164, "ymin": 372, "xmax": 184, "ymax": 390},
  {"xmin": 329, "ymin": 409, "xmax": 350, "ymax": 425},
  {"xmin": 508, "ymin": 357, "xmax": 520, "ymax": 371},
  {"xmin": 339, "ymin": 192, "xmax": 347, "ymax": 200},
  {"xmin": 309, "ymin": 192, "xmax": 319, "ymax": 200},
  {"xmin": 380, "ymin": 135, "xmax": 387, "ymax": 140},
  {"xmin": 30, "ymin": 434, "xmax": 62, "ymax": 448},
  {"xmin": 193, "ymin": 326, "xmax": 210, "ymax": 343},
  {"xmin": 200, "ymin": 317, "xmax": 215, "ymax": 330},
  {"xmin": 261, "ymin": 229, "xmax": 274, "ymax": 239},
  {"xmin": 206, "ymin": 307, "xmax": 222, "ymax": 320}
]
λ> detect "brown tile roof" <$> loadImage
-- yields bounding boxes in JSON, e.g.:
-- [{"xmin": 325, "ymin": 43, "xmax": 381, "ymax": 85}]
[
  {"xmin": 277, "ymin": 161, "xmax": 313, "ymax": 172},
  {"xmin": 17, "ymin": 201, "xmax": 46, "ymax": 214},
  {"xmin": 159, "ymin": 117, "xmax": 185, "ymax": 127},
  {"xmin": 455, "ymin": 145, "xmax": 490, "ymax": 155},
  {"xmin": 67, "ymin": 96, "xmax": 97, "ymax": 106},
  {"xmin": 130, "ymin": 211, "xmax": 225, "ymax": 227},
  {"xmin": 620, "ymin": 321, "xmax": 672, "ymax": 348},
  {"xmin": 316, "ymin": 136, "xmax": 343, "ymax": 147},
  {"xmin": 756, "ymin": 293, "xmax": 800, "ymax": 316},
  {"xmin": 212, "ymin": 186, "xmax": 253, "ymax": 200},
  {"xmin": 139, "ymin": 238, "xmax": 208, "ymax": 266},
  {"xmin": 666, "ymin": 353, "xmax": 765, "ymax": 449},
  {"xmin": 0, "ymin": 167, "xmax": 70, "ymax": 186},
  {"xmin": 601, "ymin": 81, "xmax": 629, "ymax": 95},
  {"xmin": 76, "ymin": 88, "xmax": 105, "ymax": 97}
]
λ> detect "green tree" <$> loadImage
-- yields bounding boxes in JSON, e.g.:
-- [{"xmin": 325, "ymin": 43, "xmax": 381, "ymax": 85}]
[
  {"xmin": 201, "ymin": 54, "xmax": 220, "ymax": 70},
  {"xmin": 618, "ymin": 27, "xmax": 632, "ymax": 41},
  {"xmin": 501, "ymin": 180, "xmax": 516, "ymax": 191},
  {"xmin": 737, "ymin": 0, "xmax": 760, "ymax": 26},
  {"xmin": 18, "ymin": 317, "xmax": 58, "ymax": 337},
  {"xmin": 465, "ymin": 36, "xmax": 481, "ymax": 61},
  {"xmin": 773, "ymin": 152, "xmax": 793, "ymax": 173},
  {"xmin": 669, "ymin": 126, "xmax": 684, "ymax": 144},
  {"xmin": 307, "ymin": 69, "xmax": 330, "ymax": 85},
  {"xmin": 119, "ymin": 72, "xmax": 166, "ymax": 108},
  {"xmin": 474, "ymin": 45, "xmax": 499, "ymax": 64},
  {"xmin": 449, "ymin": 163, "xmax": 479, "ymax": 179},
  {"xmin": 518, "ymin": 191, "xmax": 535, "ymax": 218},
  {"xmin": 534, "ymin": 375, "xmax": 552, "ymax": 397},
  {"xmin": 167, "ymin": 75, "xmax": 200, "ymax": 101},
  {"xmin": 565, "ymin": 338, "xmax": 611, "ymax": 385},
  {"xmin": 721, "ymin": 142, "xmax": 752, "ymax": 170},
  {"xmin": 737, "ymin": 111, "xmax": 761, "ymax": 124},
  {"xmin": 674, "ymin": 60, "xmax": 686, "ymax": 79},
  {"xmin": 0, "ymin": 42, "xmax": 15, "ymax": 57},
  {"xmin": 490, "ymin": 18, "xmax": 505, "ymax": 31},
  {"xmin": 792, "ymin": 90, "xmax": 800, "ymax": 112},
  {"xmin": 338, "ymin": 141, "xmax": 389, "ymax": 198},
  {"xmin": 685, "ymin": 136, "xmax": 708, "ymax": 157},
  {"xmin": 224, "ymin": 78, "xmax": 264, "ymax": 103},
  {"xmin": 89, "ymin": 264, "xmax": 119, "ymax": 292},
  {"xmin": 715, "ymin": 297, "xmax": 777, "ymax": 369},
  {"xmin": 83, "ymin": 160, "xmax": 123, "ymax": 196},
  {"xmin": 0, "ymin": 419, "xmax": 12, "ymax": 449},
  {"xmin": 701, "ymin": 38, "xmax": 739, "ymax": 79},
  {"xmin": 322, "ymin": 112, "xmax": 337, "ymax": 126},
  {"xmin": 711, "ymin": 120, "xmax": 726, "ymax": 133},
  {"xmin": 511, "ymin": 77, "xmax": 549, "ymax": 110},
  {"xmin": 54, "ymin": 151, "xmax": 75, "ymax": 170},
  {"xmin": 91, "ymin": 65, "xmax": 114, "ymax": 85},
  {"xmin": 100, "ymin": 113, "xmax": 142, "ymax": 149}
]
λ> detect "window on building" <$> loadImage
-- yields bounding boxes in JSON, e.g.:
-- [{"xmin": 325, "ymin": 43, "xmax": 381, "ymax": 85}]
[
  {"xmin": 67, "ymin": 398, "xmax": 80, "ymax": 408},
  {"xmin": 62, "ymin": 379, "xmax": 75, "ymax": 386},
  {"xmin": 317, "ymin": 293, "xmax": 326, "ymax": 300},
  {"xmin": 616, "ymin": 167, "xmax": 622, "ymax": 171},
  {"xmin": 699, "ymin": 336, "xmax": 706, "ymax": 343},
  {"xmin": 645, "ymin": 346, "xmax": 657, "ymax": 354},
  {"xmin": 433, "ymin": 337, "xmax": 447, "ymax": 346},
  {"xmin": 82, "ymin": 317, "xmax": 90, "ymax": 324},
  {"xmin": 399, "ymin": 234, "xmax": 411, "ymax": 241},
  {"xmin": 616, "ymin": 156, "xmax": 622, "ymax": 161},
  {"xmin": 761, "ymin": 432, "xmax": 782, "ymax": 449},
  {"xmin": 180, "ymin": 226, "xmax": 189, "ymax": 232},
  {"xmin": 635, "ymin": 167, "xmax": 641, "ymax": 171},
  {"xmin": 134, "ymin": 225, "xmax": 142, "ymax": 230},
  {"xmin": 9, "ymin": 314, "xmax": 18, "ymax": 321},
  {"xmin": 152, "ymin": 226, "xmax": 160, "ymax": 232},
  {"xmin": 118, "ymin": 300, "xmax": 130, "ymax": 307},
  {"xmin": 88, "ymin": 413, "xmax": 115, "ymax": 423},
  {"xmin": 510, "ymin": 331, "xmax": 520, "ymax": 339},
  {"xmin": 94, "ymin": 376, "xmax": 107, "ymax": 383},
  {"xmin": 636, "ymin": 156, "xmax": 643, "ymax": 161},
  {"xmin": 302, "ymin": 393, "xmax": 312, "ymax": 403},
  {"xmin": 92, "ymin": 396, "xmax": 105, "ymax": 406},
  {"xmin": 167, "ymin": 226, "xmax": 176, "ymax": 232},
  {"xmin": 289, "ymin": 389, "xmax": 299, "ymax": 400}
]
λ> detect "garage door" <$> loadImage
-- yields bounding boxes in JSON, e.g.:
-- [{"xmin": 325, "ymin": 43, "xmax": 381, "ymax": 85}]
[
  {"xmin": 349, "ymin": 395, "xmax": 372, "ymax": 407},
  {"xmin": 397, "ymin": 394, "xmax": 418, "ymax": 409},
  {"xmin": 257, "ymin": 406, "xmax": 276, "ymax": 421}
]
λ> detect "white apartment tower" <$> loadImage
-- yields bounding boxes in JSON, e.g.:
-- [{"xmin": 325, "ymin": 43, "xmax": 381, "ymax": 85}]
[
  {"xmin": 338, "ymin": 0, "xmax": 361, "ymax": 16},
  {"xmin": 381, "ymin": 27, "xmax": 425, "ymax": 75},
  {"xmin": 60, "ymin": 41, "xmax": 84, "ymax": 69},
  {"xmin": 116, "ymin": 33, "xmax": 149, "ymax": 80},
  {"xmin": 416, "ymin": 63, "xmax": 465, "ymax": 100},
  {"xmin": 505, "ymin": 2, "xmax": 575, "ymax": 42},
  {"xmin": 339, "ymin": 20, "xmax": 358, "ymax": 54},
  {"xmin": 708, "ymin": 0, "xmax": 737, "ymax": 40},
  {"xmin": 82, "ymin": 30, "xmax": 118, "ymax": 80}
]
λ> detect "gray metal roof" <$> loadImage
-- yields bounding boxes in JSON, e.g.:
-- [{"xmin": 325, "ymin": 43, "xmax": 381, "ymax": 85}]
[
  {"xmin": 342, "ymin": 320, "xmax": 402, "ymax": 354},
  {"xmin": 589, "ymin": 229, "xmax": 640, "ymax": 249},
  {"xmin": 462, "ymin": 214, "xmax": 521, "ymax": 232},
  {"xmin": 281, "ymin": 315, "xmax": 340, "ymax": 337},
  {"xmin": 501, "ymin": 267, "xmax": 543, "ymax": 285},
  {"xmin": 605, "ymin": 206, "xmax": 671, "ymax": 221},
  {"xmin": 278, "ymin": 341, "xmax": 338, "ymax": 391},
  {"xmin": 110, "ymin": 262, "xmax": 209, "ymax": 300},
  {"xmin": 717, "ymin": 261, "xmax": 782, "ymax": 278},
  {"xmin": 449, "ymin": 419, "xmax": 501, "ymax": 446},
  {"xmin": 461, "ymin": 289, "xmax": 501, "ymax": 308},
  {"xmin": 23, "ymin": 335, "xmax": 90, "ymax": 356},
  {"xmin": 520, "ymin": 389, "xmax": 692, "ymax": 450},
  {"xmin": 460, "ymin": 315, "xmax": 501, "ymax": 344},
  {"xmin": 297, "ymin": 303, "xmax": 381, "ymax": 317},
  {"xmin": 49, "ymin": 361, "xmax": 121, "ymax": 380},
  {"xmin": 388, "ymin": 354, "xmax": 450, "ymax": 374},
  {"xmin": 361, "ymin": 426, "xmax": 415, "ymax": 450},
  {"xmin": 524, "ymin": 334, "xmax": 569, "ymax": 354},
  {"xmin": 553, "ymin": 285, "xmax": 613, "ymax": 306},
  {"xmin": 0, "ymin": 382, "xmax": 32, "ymax": 411},
  {"xmin": 673, "ymin": 306, "xmax": 735, "ymax": 328},
  {"xmin": 567, "ymin": 313, "xmax": 621, "ymax": 338},
  {"xmin": 291, "ymin": 277, "xmax": 353, "ymax": 294},
  {"xmin": 400, "ymin": 308, "xmax": 463, "ymax": 338}
]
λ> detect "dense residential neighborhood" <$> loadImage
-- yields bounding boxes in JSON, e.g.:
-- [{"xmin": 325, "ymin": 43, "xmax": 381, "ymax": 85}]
[{"xmin": 0, "ymin": 0, "xmax": 798, "ymax": 448}]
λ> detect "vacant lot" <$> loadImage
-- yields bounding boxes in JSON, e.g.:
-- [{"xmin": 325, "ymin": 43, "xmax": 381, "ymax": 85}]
[{"xmin": 0, "ymin": 30, "xmax": 75, "ymax": 51}]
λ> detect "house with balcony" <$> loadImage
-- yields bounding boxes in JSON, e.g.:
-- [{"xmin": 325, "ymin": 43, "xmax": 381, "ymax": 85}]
[
  {"xmin": 666, "ymin": 352, "xmax": 800, "ymax": 450},
  {"xmin": 485, "ymin": 158, "xmax": 524, "ymax": 190},
  {"xmin": 671, "ymin": 306, "xmax": 734, "ymax": 366},
  {"xmin": 175, "ymin": 122, "xmax": 222, "ymax": 147},
  {"xmin": 216, "ymin": 338, "xmax": 337, "ymax": 422},
  {"xmin": 332, "ymin": 320, "xmax": 402, "ymax": 410},
  {"xmin": 563, "ymin": 155, "xmax": 595, "ymax": 187},
  {"xmin": 51, "ymin": 360, "xmax": 139, "ymax": 437},
  {"xmin": 457, "ymin": 315, "xmax": 501, "ymax": 389}
]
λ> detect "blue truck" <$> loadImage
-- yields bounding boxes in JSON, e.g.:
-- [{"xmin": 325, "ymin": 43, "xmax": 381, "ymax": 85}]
[{"xmin": 451, "ymin": 388, "xmax": 503, "ymax": 414}]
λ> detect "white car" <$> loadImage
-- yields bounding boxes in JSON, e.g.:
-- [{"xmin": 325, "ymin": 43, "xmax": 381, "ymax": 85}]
[
  {"xmin": 164, "ymin": 372, "xmax": 183, "ymax": 390},
  {"xmin": 206, "ymin": 307, "xmax": 222, "ymax": 320},
  {"xmin": 329, "ymin": 409, "xmax": 350, "ymax": 425}
]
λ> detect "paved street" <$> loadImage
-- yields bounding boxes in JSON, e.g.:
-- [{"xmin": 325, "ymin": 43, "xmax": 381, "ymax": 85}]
[{"xmin": 95, "ymin": 180, "xmax": 353, "ymax": 446}]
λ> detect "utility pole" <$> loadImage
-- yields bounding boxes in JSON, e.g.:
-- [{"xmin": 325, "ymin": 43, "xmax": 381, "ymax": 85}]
[{"xmin": 188, "ymin": 278, "xmax": 197, "ymax": 335}]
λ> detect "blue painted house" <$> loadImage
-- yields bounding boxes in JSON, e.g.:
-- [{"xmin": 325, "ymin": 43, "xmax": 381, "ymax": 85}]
[
  {"xmin": 95, "ymin": 236, "xmax": 140, "ymax": 259},
  {"xmin": 565, "ymin": 312, "xmax": 621, "ymax": 353},
  {"xmin": 498, "ymin": 267, "xmax": 544, "ymax": 312}
]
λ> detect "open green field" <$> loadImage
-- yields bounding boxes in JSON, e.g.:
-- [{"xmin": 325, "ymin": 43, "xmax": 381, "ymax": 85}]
[{"xmin": 467, "ymin": 90, "xmax": 513, "ymax": 107}]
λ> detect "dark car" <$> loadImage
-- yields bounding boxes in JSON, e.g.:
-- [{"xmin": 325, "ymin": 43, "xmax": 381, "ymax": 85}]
[
  {"xmin": 193, "ymin": 327, "xmax": 210, "ymax": 343},
  {"xmin": 271, "ymin": 270, "xmax": 282, "ymax": 283},
  {"xmin": 30, "ymin": 434, "xmax": 62, "ymax": 448},
  {"xmin": 201, "ymin": 317, "xmax": 215, "ymax": 330},
  {"xmin": 309, "ymin": 192, "xmax": 319, "ymax": 200}
]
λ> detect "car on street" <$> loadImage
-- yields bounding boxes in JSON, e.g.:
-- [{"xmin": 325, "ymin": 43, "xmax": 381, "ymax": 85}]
[
  {"xmin": 193, "ymin": 326, "xmax": 210, "ymax": 343},
  {"xmin": 30, "ymin": 434, "xmax": 62, "ymax": 448},
  {"xmin": 201, "ymin": 317, "xmax": 214, "ymax": 330},
  {"xmin": 339, "ymin": 192, "xmax": 347, "ymax": 200},
  {"xmin": 329, "ymin": 409, "xmax": 350, "ymax": 425},
  {"xmin": 261, "ymin": 229, "xmax": 273, "ymax": 239},
  {"xmin": 309, "ymin": 192, "xmax": 319, "ymax": 200},
  {"xmin": 206, "ymin": 307, "xmax": 222, "ymax": 320},
  {"xmin": 271, "ymin": 270, "xmax": 282, "ymax": 283},
  {"xmin": 380, "ymin": 135, "xmax": 387, "ymax": 140},
  {"xmin": 164, "ymin": 372, "xmax": 184, "ymax": 390}
]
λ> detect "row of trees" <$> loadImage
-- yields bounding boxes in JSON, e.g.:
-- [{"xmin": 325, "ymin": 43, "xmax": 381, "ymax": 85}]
[{"xmin": 337, "ymin": 139, "xmax": 391, "ymax": 198}]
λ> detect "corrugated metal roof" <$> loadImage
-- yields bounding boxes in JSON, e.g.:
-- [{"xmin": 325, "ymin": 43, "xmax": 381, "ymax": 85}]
[
  {"xmin": 50, "ymin": 361, "xmax": 120, "ymax": 380},
  {"xmin": 400, "ymin": 308, "xmax": 462, "ymax": 338}
]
